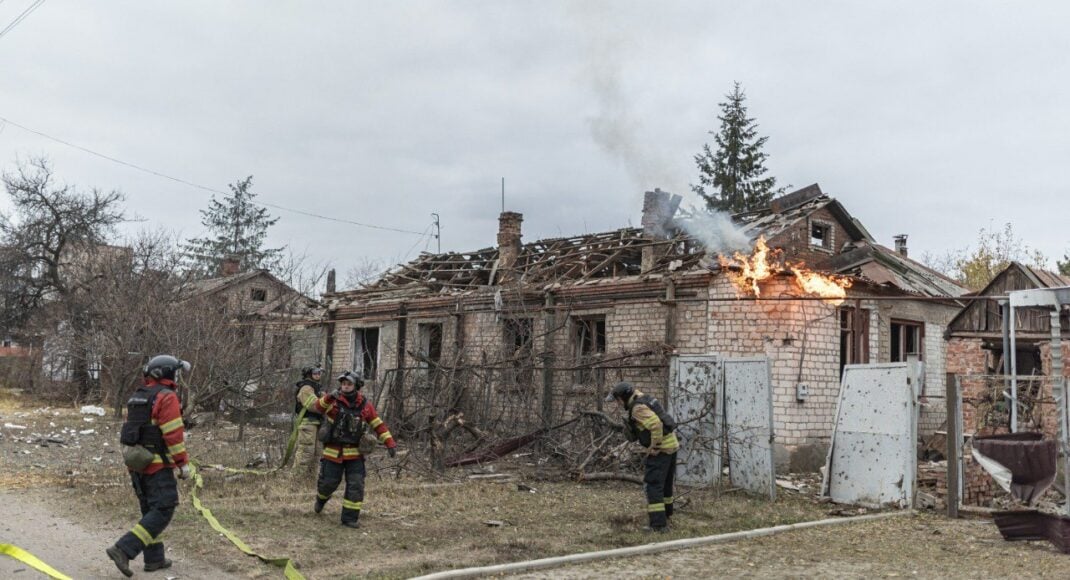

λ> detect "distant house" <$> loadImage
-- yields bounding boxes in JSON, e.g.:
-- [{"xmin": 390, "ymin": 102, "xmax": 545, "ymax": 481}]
[
  {"xmin": 184, "ymin": 260, "xmax": 324, "ymax": 375},
  {"xmin": 322, "ymin": 184, "xmax": 966, "ymax": 471}
]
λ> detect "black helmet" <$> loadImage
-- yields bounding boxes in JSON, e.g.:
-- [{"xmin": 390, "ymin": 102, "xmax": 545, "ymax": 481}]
[
  {"xmin": 144, "ymin": 355, "xmax": 191, "ymax": 382},
  {"xmin": 605, "ymin": 381, "xmax": 634, "ymax": 403},
  {"xmin": 302, "ymin": 365, "xmax": 324, "ymax": 379},
  {"xmin": 337, "ymin": 371, "xmax": 363, "ymax": 388}
]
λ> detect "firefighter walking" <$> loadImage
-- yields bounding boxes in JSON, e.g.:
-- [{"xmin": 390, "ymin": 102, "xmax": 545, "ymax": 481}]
[
  {"xmin": 606, "ymin": 381, "xmax": 679, "ymax": 532},
  {"xmin": 107, "ymin": 355, "xmax": 192, "ymax": 577},
  {"xmin": 291, "ymin": 365, "xmax": 324, "ymax": 474},
  {"xmin": 302, "ymin": 370, "xmax": 397, "ymax": 527}
]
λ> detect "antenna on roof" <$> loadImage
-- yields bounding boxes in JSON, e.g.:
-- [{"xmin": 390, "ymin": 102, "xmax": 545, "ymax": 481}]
[
  {"xmin": 431, "ymin": 213, "xmax": 441, "ymax": 253},
  {"xmin": 501, "ymin": 177, "xmax": 505, "ymax": 213}
]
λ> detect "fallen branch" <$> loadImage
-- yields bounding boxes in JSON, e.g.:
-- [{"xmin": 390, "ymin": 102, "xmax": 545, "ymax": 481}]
[{"xmin": 578, "ymin": 471, "xmax": 644, "ymax": 485}]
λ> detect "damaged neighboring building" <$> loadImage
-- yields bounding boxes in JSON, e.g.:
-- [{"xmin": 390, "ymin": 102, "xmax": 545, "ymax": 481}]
[
  {"xmin": 185, "ymin": 258, "xmax": 324, "ymax": 375},
  {"xmin": 947, "ymin": 262, "xmax": 1070, "ymax": 434},
  {"xmin": 323, "ymin": 184, "xmax": 966, "ymax": 471}
]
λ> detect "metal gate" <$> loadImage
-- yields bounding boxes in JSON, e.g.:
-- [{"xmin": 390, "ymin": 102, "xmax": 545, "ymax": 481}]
[
  {"xmin": 668, "ymin": 355, "xmax": 775, "ymax": 498},
  {"xmin": 723, "ymin": 357, "xmax": 776, "ymax": 499},
  {"xmin": 823, "ymin": 362, "xmax": 920, "ymax": 508},
  {"xmin": 669, "ymin": 355, "xmax": 722, "ymax": 487}
]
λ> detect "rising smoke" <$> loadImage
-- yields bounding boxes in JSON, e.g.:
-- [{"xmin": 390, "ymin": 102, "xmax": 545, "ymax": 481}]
[
  {"xmin": 676, "ymin": 209, "xmax": 753, "ymax": 256},
  {"xmin": 574, "ymin": 3, "xmax": 753, "ymax": 256}
]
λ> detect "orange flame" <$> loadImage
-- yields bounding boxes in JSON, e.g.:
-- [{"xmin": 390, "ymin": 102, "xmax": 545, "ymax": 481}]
[{"xmin": 718, "ymin": 236, "xmax": 852, "ymax": 303}]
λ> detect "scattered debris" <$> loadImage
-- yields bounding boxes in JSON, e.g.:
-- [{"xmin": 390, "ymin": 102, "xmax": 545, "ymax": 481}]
[
  {"xmin": 517, "ymin": 483, "xmax": 537, "ymax": 493},
  {"xmin": 483, "ymin": 520, "xmax": 506, "ymax": 527},
  {"xmin": 79, "ymin": 406, "xmax": 106, "ymax": 416},
  {"xmin": 4, "ymin": 423, "xmax": 28, "ymax": 430},
  {"xmin": 78, "ymin": 429, "xmax": 95, "ymax": 436}
]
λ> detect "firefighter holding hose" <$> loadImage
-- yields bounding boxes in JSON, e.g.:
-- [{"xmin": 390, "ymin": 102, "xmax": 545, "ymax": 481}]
[{"xmin": 302, "ymin": 370, "xmax": 397, "ymax": 528}]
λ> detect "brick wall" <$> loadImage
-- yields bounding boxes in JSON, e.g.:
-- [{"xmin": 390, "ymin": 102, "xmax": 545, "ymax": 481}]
[
  {"xmin": 768, "ymin": 206, "xmax": 854, "ymax": 267},
  {"xmin": 707, "ymin": 275, "xmax": 842, "ymax": 470}
]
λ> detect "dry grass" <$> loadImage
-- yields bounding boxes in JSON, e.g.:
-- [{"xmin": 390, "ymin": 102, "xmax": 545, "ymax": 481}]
[{"xmin": 4, "ymin": 392, "xmax": 832, "ymax": 579}]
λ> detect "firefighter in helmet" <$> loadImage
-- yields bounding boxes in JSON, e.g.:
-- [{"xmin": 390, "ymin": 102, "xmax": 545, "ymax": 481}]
[
  {"xmin": 606, "ymin": 381, "xmax": 679, "ymax": 532},
  {"xmin": 106, "ymin": 355, "xmax": 192, "ymax": 577},
  {"xmin": 307, "ymin": 370, "xmax": 397, "ymax": 527},
  {"xmin": 292, "ymin": 365, "xmax": 325, "ymax": 474}
]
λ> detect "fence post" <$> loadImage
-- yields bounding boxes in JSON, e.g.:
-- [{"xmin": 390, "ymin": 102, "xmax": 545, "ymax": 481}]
[
  {"xmin": 394, "ymin": 305, "xmax": 408, "ymax": 421},
  {"xmin": 541, "ymin": 293, "xmax": 556, "ymax": 427},
  {"xmin": 945, "ymin": 371, "xmax": 960, "ymax": 518}
]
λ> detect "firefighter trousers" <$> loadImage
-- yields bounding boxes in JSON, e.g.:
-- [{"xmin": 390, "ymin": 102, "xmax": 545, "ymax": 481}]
[
  {"xmin": 643, "ymin": 452, "xmax": 677, "ymax": 528},
  {"xmin": 115, "ymin": 468, "xmax": 178, "ymax": 563},
  {"xmin": 291, "ymin": 419, "xmax": 321, "ymax": 474},
  {"xmin": 317, "ymin": 458, "xmax": 366, "ymax": 524}
]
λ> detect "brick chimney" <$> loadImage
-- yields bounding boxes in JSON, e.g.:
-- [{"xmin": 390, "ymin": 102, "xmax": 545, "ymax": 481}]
[
  {"xmin": 220, "ymin": 255, "xmax": 242, "ymax": 277},
  {"xmin": 894, "ymin": 235, "xmax": 908, "ymax": 257},
  {"xmin": 641, "ymin": 189, "xmax": 682, "ymax": 272},
  {"xmin": 496, "ymin": 212, "xmax": 523, "ymax": 284}
]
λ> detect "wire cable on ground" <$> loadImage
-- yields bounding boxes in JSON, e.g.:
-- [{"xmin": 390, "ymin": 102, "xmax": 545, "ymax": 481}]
[{"xmin": 0, "ymin": 543, "xmax": 72, "ymax": 580}]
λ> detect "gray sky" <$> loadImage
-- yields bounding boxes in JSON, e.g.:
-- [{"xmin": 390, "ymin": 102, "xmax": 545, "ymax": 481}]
[{"xmin": 2, "ymin": 1, "xmax": 1068, "ymax": 287}]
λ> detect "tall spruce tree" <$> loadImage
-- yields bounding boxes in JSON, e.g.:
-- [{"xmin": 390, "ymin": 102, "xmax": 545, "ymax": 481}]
[
  {"xmin": 692, "ymin": 82, "xmax": 780, "ymax": 213},
  {"xmin": 183, "ymin": 176, "xmax": 283, "ymax": 276}
]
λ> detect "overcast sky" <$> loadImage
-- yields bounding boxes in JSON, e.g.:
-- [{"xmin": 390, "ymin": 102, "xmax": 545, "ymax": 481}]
[{"xmin": 2, "ymin": 1, "xmax": 1068, "ymax": 288}]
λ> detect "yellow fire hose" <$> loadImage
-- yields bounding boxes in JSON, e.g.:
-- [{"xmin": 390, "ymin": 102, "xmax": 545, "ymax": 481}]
[
  {"xmin": 0, "ymin": 402, "xmax": 310, "ymax": 580},
  {"xmin": 183, "ymin": 406, "xmax": 310, "ymax": 579},
  {"xmin": 0, "ymin": 544, "xmax": 73, "ymax": 580}
]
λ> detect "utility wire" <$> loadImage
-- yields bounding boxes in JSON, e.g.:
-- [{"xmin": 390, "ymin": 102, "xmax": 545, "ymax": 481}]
[
  {"xmin": 0, "ymin": 0, "xmax": 46, "ymax": 40},
  {"xmin": 0, "ymin": 114, "xmax": 428, "ymax": 236}
]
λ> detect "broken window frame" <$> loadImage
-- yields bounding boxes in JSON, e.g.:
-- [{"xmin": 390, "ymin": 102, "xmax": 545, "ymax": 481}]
[
  {"xmin": 502, "ymin": 317, "xmax": 535, "ymax": 389},
  {"xmin": 250, "ymin": 287, "xmax": 268, "ymax": 302},
  {"xmin": 839, "ymin": 307, "xmax": 870, "ymax": 376},
  {"xmin": 890, "ymin": 319, "xmax": 924, "ymax": 363},
  {"xmin": 572, "ymin": 315, "xmax": 607, "ymax": 387},
  {"xmin": 352, "ymin": 327, "xmax": 381, "ymax": 381},
  {"xmin": 809, "ymin": 219, "xmax": 834, "ymax": 251},
  {"xmin": 415, "ymin": 321, "xmax": 444, "ymax": 390}
]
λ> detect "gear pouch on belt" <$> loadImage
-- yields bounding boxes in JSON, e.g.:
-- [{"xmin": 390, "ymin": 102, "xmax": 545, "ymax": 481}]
[{"xmin": 122, "ymin": 444, "xmax": 156, "ymax": 471}]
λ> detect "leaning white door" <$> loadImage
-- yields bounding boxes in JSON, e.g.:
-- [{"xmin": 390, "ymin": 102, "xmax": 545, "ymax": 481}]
[{"xmin": 669, "ymin": 356, "xmax": 722, "ymax": 487}]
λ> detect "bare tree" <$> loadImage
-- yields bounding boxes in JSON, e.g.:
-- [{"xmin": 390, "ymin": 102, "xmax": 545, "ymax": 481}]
[{"xmin": 0, "ymin": 158, "xmax": 125, "ymax": 398}]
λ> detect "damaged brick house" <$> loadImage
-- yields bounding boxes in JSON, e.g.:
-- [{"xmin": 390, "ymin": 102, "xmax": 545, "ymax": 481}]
[
  {"xmin": 946, "ymin": 262, "xmax": 1070, "ymax": 434},
  {"xmin": 185, "ymin": 258, "xmax": 323, "ymax": 382},
  {"xmin": 322, "ymin": 184, "xmax": 966, "ymax": 471}
]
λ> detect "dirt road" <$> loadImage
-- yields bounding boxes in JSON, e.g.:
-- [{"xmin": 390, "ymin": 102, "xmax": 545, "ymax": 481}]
[
  {"xmin": 510, "ymin": 512, "xmax": 1070, "ymax": 579},
  {"xmin": 0, "ymin": 489, "xmax": 241, "ymax": 580}
]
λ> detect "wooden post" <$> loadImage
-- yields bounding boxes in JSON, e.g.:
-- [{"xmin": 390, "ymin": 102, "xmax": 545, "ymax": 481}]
[
  {"xmin": 664, "ymin": 279, "xmax": 677, "ymax": 346},
  {"xmin": 945, "ymin": 371, "xmax": 960, "ymax": 518},
  {"xmin": 541, "ymin": 293, "xmax": 556, "ymax": 427}
]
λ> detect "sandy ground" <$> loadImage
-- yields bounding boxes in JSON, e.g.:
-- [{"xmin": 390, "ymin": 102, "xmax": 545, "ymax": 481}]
[
  {"xmin": 510, "ymin": 512, "xmax": 1070, "ymax": 579},
  {"xmin": 0, "ymin": 489, "xmax": 240, "ymax": 580}
]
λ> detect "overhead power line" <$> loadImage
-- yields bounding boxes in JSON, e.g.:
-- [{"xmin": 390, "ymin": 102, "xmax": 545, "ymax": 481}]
[
  {"xmin": 0, "ymin": 114, "xmax": 428, "ymax": 236},
  {"xmin": 0, "ymin": 0, "xmax": 46, "ymax": 41}
]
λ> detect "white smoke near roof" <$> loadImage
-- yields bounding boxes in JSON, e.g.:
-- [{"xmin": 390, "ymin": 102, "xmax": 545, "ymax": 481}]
[{"xmin": 676, "ymin": 207, "xmax": 753, "ymax": 256}]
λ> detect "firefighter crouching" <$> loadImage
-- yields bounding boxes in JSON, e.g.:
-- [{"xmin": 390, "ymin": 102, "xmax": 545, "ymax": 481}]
[
  {"xmin": 302, "ymin": 370, "xmax": 397, "ymax": 528},
  {"xmin": 292, "ymin": 365, "xmax": 325, "ymax": 474},
  {"xmin": 606, "ymin": 381, "xmax": 679, "ymax": 532},
  {"xmin": 107, "ymin": 355, "xmax": 192, "ymax": 577}
]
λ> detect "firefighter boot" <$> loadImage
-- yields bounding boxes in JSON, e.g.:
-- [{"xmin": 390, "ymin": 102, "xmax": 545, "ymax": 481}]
[
  {"xmin": 314, "ymin": 497, "xmax": 327, "ymax": 514},
  {"xmin": 145, "ymin": 558, "xmax": 173, "ymax": 572},
  {"xmin": 342, "ymin": 520, "xmax": 361, "ymax": 529},
  {"xmin": 106, "ymin": 546, "xmax": 134, "ymax": 578}
]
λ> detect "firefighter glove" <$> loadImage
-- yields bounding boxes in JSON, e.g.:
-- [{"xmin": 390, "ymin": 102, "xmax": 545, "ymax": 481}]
[
  {"xmin": 178, "ymin": 464, "xmax": 191, "ymax": 480},
  {"xmin": 388, "ymin": 447, "xmax": 397, "ymax": 458}
]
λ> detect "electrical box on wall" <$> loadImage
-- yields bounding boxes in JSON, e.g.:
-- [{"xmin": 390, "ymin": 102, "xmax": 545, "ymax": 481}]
[{"xmin": 796, "ymin": 383, "xmax": 809, "ymax": 402}]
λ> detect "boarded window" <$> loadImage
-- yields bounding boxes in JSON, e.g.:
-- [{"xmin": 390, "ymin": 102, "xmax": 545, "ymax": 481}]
[
  {"xmin": 250, "ymin": 288, "xmax": 267, "ymax": 302},
  {"xmin": 352, "ymin": 328, "xmax": 380, "ymax": 381},
  {"xmin": 890, "ymin": 320, "xmax": 924, "ymax": 362}
]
